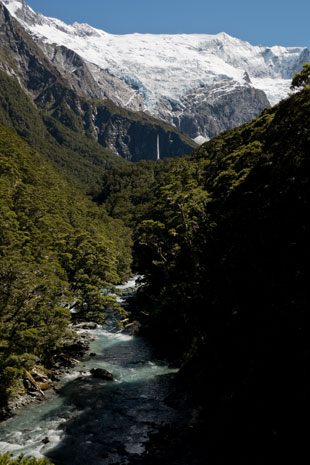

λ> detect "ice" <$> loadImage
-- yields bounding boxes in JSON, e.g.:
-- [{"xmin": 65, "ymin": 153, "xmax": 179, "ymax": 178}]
[
  {"xmin": 2, "ymin": 0, "xmax": 23, "ymax": 15},
  {"xmin": 194, "ymin": 134, "xmax": 209, "ymax": 147},
  {"xmin": 3, "ymin": 0, "xmax": 309, "ymax": 111}
]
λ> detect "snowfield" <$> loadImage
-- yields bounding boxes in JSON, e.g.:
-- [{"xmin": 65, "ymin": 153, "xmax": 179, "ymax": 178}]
[{"xmin": 2, "ymin": 0, "xmax": 309, "ymax": 108}]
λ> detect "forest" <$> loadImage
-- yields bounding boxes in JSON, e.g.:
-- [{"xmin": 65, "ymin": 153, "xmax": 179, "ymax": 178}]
[
  {"xmin": 0, "ymin": 123, "xmax": 132, "ymax": 407},
  {"xmin": 97, "ymin": 68, "xmax": 310, "ymax": 461},
  {"xmin": 1, "ymin": 61, "xmax": 310, "ymax": 463}
]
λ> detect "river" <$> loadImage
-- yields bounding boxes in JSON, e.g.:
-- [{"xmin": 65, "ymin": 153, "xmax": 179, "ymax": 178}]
[{"xmin": 0, "ymin": 278, "xmax": 180, "ymax": 464}]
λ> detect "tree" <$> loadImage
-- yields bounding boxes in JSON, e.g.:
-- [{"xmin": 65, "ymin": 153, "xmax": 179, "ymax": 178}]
[
  {"xmin": 0, "ymin": 453, "xmax": 52, "ymax": 465},
  {"xmin": 290, "ymin": 63, "xmax": 310, "ymax": 90}
]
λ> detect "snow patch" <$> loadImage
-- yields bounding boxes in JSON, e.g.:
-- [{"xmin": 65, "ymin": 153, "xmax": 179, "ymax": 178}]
[
  {"xmin": 194, "ymin": 135, "xmax": 209, "ymax": 145},
  {"xmin": 2, "ymin": 0, "xmax": 22, "ymax": 15}
]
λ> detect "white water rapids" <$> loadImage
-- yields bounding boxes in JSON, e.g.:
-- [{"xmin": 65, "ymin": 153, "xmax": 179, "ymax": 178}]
[{"xmin": 0, "ymin": 279, "xmax": 179, "ymax": 464}]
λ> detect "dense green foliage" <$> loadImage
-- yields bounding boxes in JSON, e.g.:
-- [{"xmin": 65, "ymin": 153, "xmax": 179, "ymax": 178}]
[
  {"xmin": 1, "ymin": 41, "xmax": 310, "ymax": 460},
  {"xmin": 128, "ymin": 82, "xmax": 310, "ymax": 459},
  {"xmin": 0, "ymin": 71, "xmax": 126, "ymax": 192},
  {"xmin": 0, "ymin": 125, "xmax": 132, "ymax": 405},
  {"xmin": 0, "ymin": 454, "xmax": 52, "ymax": 465},
  {"xmin": 291, "ymin": 62, "xmax": 310, "ymax": 89},
  {"xmin": 96, "ymin": 159, "xmax": 178, "ymax": 227}
]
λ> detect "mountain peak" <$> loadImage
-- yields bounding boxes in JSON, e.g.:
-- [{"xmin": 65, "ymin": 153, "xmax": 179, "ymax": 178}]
[
  {"xmin": 1, "ymin": 0, "xmax": 41, "ymax": 28},
  {"xmin": 3, "ymin": 0, "xmax": 309, "ymax": 108},
  {"xmin": 2, "ymin": 0, "xmax": 310, "ymax": 141},
  {"xmin": 2, "ymin": 0, "xmax": 32, "ymax": 15},
  {"xmin": 71, "ymin": 22, "xmax": 103, "ymax": 38}
]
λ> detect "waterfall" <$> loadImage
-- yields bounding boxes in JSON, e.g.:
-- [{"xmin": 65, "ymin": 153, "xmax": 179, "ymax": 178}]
[{"xmin": 156, "ymin": 134, "xmax": 160, "ymax": 161}]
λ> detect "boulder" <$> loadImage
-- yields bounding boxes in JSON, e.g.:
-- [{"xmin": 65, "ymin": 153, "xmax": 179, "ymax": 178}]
[{"xmin": 90, "ymin": 368, "xmax": 114, "ymax": 381}]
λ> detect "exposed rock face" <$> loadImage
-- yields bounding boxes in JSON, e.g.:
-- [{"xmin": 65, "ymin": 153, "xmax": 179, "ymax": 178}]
[
  {"xmin": 0, "ymin": 2, "xmax": 61, "ymax": 96},
  {"xmin": 33, "ymin": 37, "xmax": 271, "ymax": 144},
  {"xmin": 0, "ymin": 2, "xmax": 195, "ymax": 161},
  {"xmin": 5, "ymin": 0, "xmax": 310, "ymax": 144},
  {"xmin": 39, "ymin": 42, "xmax": 105, "ymax": 100},
  {"xmin": 40, "ymin": 41, "xmax": 145, "ymax": 111},
  {"xmin": 32, "ymin": 83, "xmax": 196, "ymax": 160},
  {"xmin": 92, "ymin": 103, "xmax": 195, "ymax": 161},
  {"xmin": 28, "ymin": 33, "xmax": 271, "ymax": 144},
  {"xmin": 153, "ymin": 79, "xmax": 270, "ymax": 141}
]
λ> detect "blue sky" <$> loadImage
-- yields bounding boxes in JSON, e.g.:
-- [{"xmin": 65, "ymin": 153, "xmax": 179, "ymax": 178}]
[{"xmin": 26, "ymin": 0, "xmax": 310, "ymax": 47}]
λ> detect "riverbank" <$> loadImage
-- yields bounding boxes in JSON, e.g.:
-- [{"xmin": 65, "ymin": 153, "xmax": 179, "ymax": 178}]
[
  {"xmin": 0, "ymin": 324, "xmax": 95, "ymax": 422},
  {"xmin": 0, "ymin": 276, "xmax": 205, "ymax": 464},
  {"xmin": 0, "ymin": 277, "xmax": 141, "ymax": 423},
  {"xmin": 0, "ymin": 328, "xmax": 181, "ymax": 463}
]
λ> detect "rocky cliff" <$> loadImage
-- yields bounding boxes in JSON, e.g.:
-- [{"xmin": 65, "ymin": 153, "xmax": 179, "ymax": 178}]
[
  {"xmin": 154, "ymin": 78, "xmax": 270, "ymax": 142},
  {"xmin": 4, "ymin": 0, "xmax": 310, "ymax": 143},
  {"xmin": 0, "ymin": 2, "xmax": 195, "ymax": 161}
]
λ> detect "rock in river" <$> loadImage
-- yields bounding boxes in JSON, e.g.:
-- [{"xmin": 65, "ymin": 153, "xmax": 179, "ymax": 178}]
[{"xmin": 90, "ymin": 368, "xmax": 114, "ymax": 381}]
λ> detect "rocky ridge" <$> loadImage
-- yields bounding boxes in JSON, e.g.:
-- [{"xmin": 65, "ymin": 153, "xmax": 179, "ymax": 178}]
[
  {"xmin": 0, "ymin": 2, "xmax": 195, "ymax": 161},
  {"xmin": 3, "ymin": 0, "xmax": 310, "ymax": 141},
  {"xmin": 155, "ymin": 77, "xmax": 270, "ymax": 142}
]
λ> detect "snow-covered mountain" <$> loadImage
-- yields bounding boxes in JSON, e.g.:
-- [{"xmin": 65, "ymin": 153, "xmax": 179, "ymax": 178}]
[
  {"xmin": 0, "ymin": 2, "xmax": 196, "ymax": 163},
  {"xmin": 3, "ymin": 0, "xmax": 310, "ymax": 141}
]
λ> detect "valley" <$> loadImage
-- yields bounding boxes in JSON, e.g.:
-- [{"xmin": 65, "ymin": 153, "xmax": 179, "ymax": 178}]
[{"xmin": 0, "ymin": 1, "xmax": 310, "ymax": 464}]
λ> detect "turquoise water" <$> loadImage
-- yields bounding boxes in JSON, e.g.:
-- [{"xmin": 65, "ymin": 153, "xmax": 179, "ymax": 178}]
[{"xmin": 0, "ymin": 280, "xmax": 179, "ymax": 464}]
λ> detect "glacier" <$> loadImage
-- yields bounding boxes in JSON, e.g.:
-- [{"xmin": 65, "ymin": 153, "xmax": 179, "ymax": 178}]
[
  {"xmin": 2, "ymin": 0, "xmax": 310, "ymax": 109},
  {"xmin": 2, "ymin": 0, "xmax": 310, "ymax": 141}
]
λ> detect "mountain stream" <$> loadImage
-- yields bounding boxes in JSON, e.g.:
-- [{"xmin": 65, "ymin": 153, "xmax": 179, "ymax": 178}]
[{"xmin": 0, "ymin": 278, "xmax": 180, "ymax": 464}]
